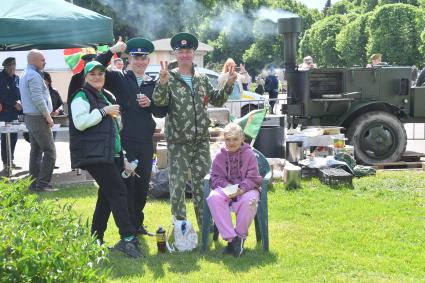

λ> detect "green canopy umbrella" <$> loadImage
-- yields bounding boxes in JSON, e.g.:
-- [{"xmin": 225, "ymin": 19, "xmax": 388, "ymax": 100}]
[{"xmin": 0, "ymin": 0, "xmax": 114, "ymax": 51}]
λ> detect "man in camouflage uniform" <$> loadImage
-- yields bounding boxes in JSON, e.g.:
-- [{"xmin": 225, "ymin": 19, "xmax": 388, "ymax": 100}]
[{"xmin": 153, "ymin": 32, "xmax": 236, "ymax": 228}]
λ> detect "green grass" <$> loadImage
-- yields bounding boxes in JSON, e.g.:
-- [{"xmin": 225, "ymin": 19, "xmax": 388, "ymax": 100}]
[{"xmin": 40, "ymin": 171, "xmax": 425, "ymax": 282}]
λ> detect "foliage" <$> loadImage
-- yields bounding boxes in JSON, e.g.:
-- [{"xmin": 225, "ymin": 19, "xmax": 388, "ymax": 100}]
[
  {"xmin": 326, "ymin": 0, "xmax": 358, "ymax": 15},
  {"xmin": 71, "ymin": 0, "xmax": 425, "ymax": 70},
  {"xmin": 0, "ymin": 180, "xmax": 108, "ymax": 282},
  {"xmin": 241, "ymin": 0, "xmax": 322, "ymax": 72},
  {"xmin": 299, "ymin": 14, "xmax": 349, "ymax": 67},
  {"xmin": 336, "ymin": 13, "xmax": 372, "ymax": 66},
  {"xmin": 38, "ymin": 171, "xmax": 425, "ymax": 282},
  {"xmin": 366, "ymin": 3, "xmax": 425, "ymax": 65}
]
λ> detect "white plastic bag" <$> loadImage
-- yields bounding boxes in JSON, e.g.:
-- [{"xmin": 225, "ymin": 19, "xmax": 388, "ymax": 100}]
[{"xmin": 167, "ymin": 217, "xmax": 198, "ymax": 252}]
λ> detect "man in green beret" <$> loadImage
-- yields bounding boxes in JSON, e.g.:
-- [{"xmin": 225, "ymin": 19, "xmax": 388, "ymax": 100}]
[
  {"xmin": 153, "ymin": 32, "xmax": 237, "ymax": 229},
  {"xmin": 96, "ymin": 36, "xmax": 167, "ymax": 237}
]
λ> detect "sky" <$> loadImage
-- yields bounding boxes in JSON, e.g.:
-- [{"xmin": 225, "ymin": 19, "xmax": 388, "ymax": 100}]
[{"xmin": 297, "ymin": 0, "xmax": 341, "ymax": 10}]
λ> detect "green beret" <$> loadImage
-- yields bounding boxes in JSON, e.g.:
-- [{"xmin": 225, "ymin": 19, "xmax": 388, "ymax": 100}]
[
  {"xmin": 125, "ymin": 37, "xmax": 154, "ymax": 56},
  {"xmin": 170, "ymin": 32, "xmax": 198, "ymax": 51}
]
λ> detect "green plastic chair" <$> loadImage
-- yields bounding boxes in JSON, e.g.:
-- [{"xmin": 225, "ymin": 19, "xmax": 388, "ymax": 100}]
[{"xmin": 200, "ymin": 148, "xmax": 271, "ymax": 252}]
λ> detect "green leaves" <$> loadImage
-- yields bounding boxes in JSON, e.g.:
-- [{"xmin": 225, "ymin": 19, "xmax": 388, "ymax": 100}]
[
  {"xmin": 0, "ymin": 180, "xmax": 108, "ymax": 282},
  {"xmin": 367, "ymin": 3, "xmax": 425, "ymax": 65}
]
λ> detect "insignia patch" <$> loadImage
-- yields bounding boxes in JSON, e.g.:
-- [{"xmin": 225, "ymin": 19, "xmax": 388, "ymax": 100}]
[{"xmin": 181, "ymin": 39, "xmax": 187, "ymax": 45}]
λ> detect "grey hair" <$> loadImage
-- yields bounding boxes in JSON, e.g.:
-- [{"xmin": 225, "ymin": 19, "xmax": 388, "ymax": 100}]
[{"xmin": 223, "ymin": 123, "xmax": 244, "ymax": 139}]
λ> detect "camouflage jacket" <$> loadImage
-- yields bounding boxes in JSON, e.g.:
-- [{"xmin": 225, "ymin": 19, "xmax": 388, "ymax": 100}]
[{"xmin": 153, "ymin": 68, "xmax": 232, "ymax": 143}]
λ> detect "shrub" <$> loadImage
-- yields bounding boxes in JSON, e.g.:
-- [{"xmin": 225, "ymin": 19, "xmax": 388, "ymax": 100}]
[{"xmin": 0, "ymin": 179, "xmax": 108, "ymax": 282}]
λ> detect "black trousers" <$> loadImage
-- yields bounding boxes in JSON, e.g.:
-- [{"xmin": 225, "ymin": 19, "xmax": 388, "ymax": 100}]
[
  {"xmin": 1, "ymin": 133, "xmax": 18, "ymax": 164},
  {"xmin": 268, "ymin": 91, "xmax": 278, "ymax": 114},
  {"xmin": 86, "ymin": 157, "xmax": 135, "ymax": 240},
  {"xmin": 122, "ymin": 141, "xmax": 154, "ymax": 229}
]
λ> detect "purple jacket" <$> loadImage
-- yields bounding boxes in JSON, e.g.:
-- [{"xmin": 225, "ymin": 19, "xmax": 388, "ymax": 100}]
[{"xmin": 210, "ymin": 143, "xmax": 262, "ymax": 192}]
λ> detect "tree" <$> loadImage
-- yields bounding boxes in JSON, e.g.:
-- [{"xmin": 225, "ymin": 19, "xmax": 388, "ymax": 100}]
[
  {"xmin": 242, "ymin": 0, "xmax": 322, "ymax": 73},
  {"xmin": 242, "ymin": 20, "xmax": 283, "ymax": 73},
  {"xmin": 324, "ymin": 0, "xmax": 332, "ymax": 15},
  {"xmin": 326, "ymin": 0, "xmax": 358, "ymax": 15},
  {"xmin": 299, "ymin": 14, "xmax": 349, "ymax": 67},
  {"xmin": 366, "ymin": 3, "xmax": 425, "ymax": 65},
  {"xmin": 336, "ymin": 13, "xmax": 372, "ymax": 66}
]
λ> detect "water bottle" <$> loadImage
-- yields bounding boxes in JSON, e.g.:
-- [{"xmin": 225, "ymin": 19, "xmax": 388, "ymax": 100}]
[
  {"xmin": 152, "ymin": 155, "xmax": 158, "ymax": 174},
  {"xmin": 156, "ymin": 226, "xmax": 167, "ymax": 253},
  {"xmin": 122, "ymin": 159, "xmax": 139, "ymax": 178}
]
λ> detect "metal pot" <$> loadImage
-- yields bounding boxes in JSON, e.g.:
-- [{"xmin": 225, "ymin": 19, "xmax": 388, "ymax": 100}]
[
  {"xmin": 286, "ymin": 141, "xmax": 304, "ymax": 163},
  {"xmin": 283, "ymin": 164, "xmax": 301, "ymax": 189}
]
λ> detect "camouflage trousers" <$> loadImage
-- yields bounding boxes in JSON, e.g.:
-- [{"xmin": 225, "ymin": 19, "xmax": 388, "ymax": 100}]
[{"xmin": 168, "ymin": 140, "xmax": 211, "ymax": 229}]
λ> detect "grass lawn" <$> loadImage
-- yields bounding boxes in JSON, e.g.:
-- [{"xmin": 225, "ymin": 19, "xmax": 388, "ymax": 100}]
[{"xmin": 40, "ymin": 171, "xmax": 425, "ymax": 282}]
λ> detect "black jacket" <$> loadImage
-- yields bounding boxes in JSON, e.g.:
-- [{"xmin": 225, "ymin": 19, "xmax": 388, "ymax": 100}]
[
  {"xmin": 67, "ymin": 71, "xmax": 84, "ymax": 103},
  {"xmin": 0, "ymin": 70, "xmax": 21, "ymax": 122},
  {"xmin": 69, "ymin": 84, "xmax": 116, "ymax": 169},
  {"xmin": 49, "ymin": 87, "xmax": 64, "ymax": 113},
  {"xmin": 97, "ymin": 51, "xmax": 167, "ymax": 144}
]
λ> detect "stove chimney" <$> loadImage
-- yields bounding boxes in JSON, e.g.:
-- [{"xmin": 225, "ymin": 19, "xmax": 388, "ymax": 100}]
[{"xmin": 278, "ymin": 17, "xmax": 301, "ymax": 71}]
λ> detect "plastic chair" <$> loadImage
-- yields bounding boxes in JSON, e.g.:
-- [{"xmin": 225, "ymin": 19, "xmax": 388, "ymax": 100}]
[{"xmin": 200, "ymin": 148, "xmax": 271, "ymax": 252}]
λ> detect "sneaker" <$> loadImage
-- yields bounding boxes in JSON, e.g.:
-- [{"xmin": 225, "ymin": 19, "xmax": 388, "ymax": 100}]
[
  {"xmin": 231, "ymin": 236, "xmax": 244, "ymax": 257},
  {"xmin": 222, "ymin": 242, "xmax": 234, "ymax": 255},
  {"xmin": 136, "ymin": 225, "xmax": 154, "ymax": 236},
  {"xmin": 113, "ymin": 238, "xmax": 143, "ymax": 258}
]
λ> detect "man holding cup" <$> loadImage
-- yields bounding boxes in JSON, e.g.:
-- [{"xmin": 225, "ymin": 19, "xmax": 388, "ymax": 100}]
[{"xmin": 96, "ymin": 37, "xmax": 167, "ymax": 236}]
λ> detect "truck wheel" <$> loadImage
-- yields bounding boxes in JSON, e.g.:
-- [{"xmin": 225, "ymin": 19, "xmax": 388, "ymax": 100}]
[
  {"xmin": 347, "ymin": 111, "xmax": 407, "ymax": 165},
  {"xmin": 241, "ymin": 104, "xmax": 258, "ymax": 117}
]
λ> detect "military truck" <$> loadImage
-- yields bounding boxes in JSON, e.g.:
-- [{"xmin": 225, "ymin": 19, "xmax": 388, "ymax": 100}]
[{"xmin": 278, "ymin": 17, "xmax": 425, "ymax": 164}]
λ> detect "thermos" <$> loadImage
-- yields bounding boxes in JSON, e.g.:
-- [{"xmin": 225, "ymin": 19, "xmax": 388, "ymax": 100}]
[{"xmin": 156, "ymin": 226, "xmax": 167, "ymax": 253}]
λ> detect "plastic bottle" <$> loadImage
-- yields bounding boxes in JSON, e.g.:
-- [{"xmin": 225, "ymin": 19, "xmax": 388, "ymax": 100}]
[
  {"xmin": 122, "ymin": 159, "xmax": 139, "ymax": 178},
  {"xmin": 156, "ymin": 226, "xmax": 167, "ymax": 253},
  {"xmin": 152, "ymin": 155, "xmax": 158, "ymax": 174}
]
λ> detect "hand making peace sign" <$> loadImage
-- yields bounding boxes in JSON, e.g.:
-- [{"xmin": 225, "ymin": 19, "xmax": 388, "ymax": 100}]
[{"xmin": 159, "ymin": 60, "xmax": 170, "ymax": 85}]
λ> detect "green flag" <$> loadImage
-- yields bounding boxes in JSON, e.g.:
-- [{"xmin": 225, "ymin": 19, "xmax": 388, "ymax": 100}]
[{"xmin": 233, "ymin": 108, "xmax": 267, "ymax": 139}]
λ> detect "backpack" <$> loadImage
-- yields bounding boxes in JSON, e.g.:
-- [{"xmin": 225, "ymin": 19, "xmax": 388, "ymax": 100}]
[{"xmin": 167, "ymin": 217, "xmax": 198, "ymax": 252}]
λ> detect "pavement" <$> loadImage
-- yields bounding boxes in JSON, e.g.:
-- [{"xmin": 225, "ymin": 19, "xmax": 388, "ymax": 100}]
[
  {"xmin": 1, "ymin": 131, "xmax": 94, "ymax": 187},
  {"xmin": 2, "ymin": 127, "xmax": 425, "ymax": 187}
]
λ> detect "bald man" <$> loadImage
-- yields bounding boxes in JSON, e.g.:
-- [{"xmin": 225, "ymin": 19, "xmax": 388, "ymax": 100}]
[{"xmin": 19, "ymin": 49, "xmax": 56, "ymax": 192}]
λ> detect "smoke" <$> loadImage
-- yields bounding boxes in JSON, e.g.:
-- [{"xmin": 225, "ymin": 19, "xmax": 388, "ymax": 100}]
[
  {"xmin": 97, "ymin": 0, "xmax": 206, "ymax": 39},
  {"xmin": 97, "ymin": 0, "xmax": 295, "ymax": 41},
  {"xmin": 254, "ymin": 7, "xmax": 298, "ymax": 23}
]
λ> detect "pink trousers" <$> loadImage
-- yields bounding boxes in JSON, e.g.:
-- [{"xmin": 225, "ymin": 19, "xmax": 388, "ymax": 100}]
[{"xmin": 207, "ymin": 187, "xmax": 259, "ymax": 241}]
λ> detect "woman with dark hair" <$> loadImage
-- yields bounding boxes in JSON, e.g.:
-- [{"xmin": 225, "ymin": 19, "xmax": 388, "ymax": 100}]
[
  {"xmin": 43, "ymin": 72, "xmax": 63, "ymax": 142},
  {"xmin": 43, "ymin": 72, "xmax": 64, "ymax": 117},
  {"xmin": 68, "ymin": 61, "xmax": 142, "ymax": 258}
]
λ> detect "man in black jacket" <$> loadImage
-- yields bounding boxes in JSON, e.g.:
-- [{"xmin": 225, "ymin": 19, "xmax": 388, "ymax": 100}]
[
  {"xmin": 97, "ymin": 37, "xmax": 167, "ymax": 235},
  {"xmin": 0, "ymin": 57, "xmax": 22, "ymax": 173}
]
